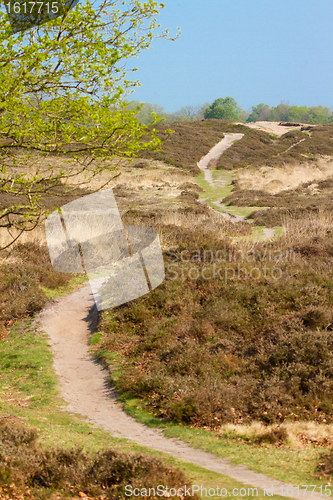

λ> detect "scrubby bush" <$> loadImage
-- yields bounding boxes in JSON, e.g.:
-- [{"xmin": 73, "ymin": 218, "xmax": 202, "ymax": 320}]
[
  {"xmin": 0, "ymin": 243, "xmax": 72, "ymax": 337},
  {"xmin": 317, "ymin": 450, "xmax": 333, "ymax": 480},
  {"xmin": 0, "ymin": 419, "xmax": 193, "ymax": 498},
  {"xmin": 95, "ymin": 215, "xmax": 333, "ymax": 428}
]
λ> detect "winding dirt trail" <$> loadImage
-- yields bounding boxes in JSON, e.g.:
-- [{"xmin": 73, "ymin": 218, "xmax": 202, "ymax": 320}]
[
  {"xmin": 36, "ymin": 138, "xmax": 317, "ymax": 497},
  {"xmin": 39, "ymin": 285, "xmax": 322, "ymax": 500},
  {"xmin": 196, "ymin": 134, "xmax": 248, "ymax": 224},
  {"xmin": 197, "ymin": 133, "xmax": 244, "ymax": 186},
  {"xmin": 197, "ymin": 134, "xmax": 276, "ymax": 239}
]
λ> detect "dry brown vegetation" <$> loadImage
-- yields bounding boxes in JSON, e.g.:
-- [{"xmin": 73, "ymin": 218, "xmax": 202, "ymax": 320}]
[
  {"xmin": 0, "ymin": 182, "xmax": 92, "ymax": 215},
  {"xmin": 141, "ymin": 122, "xmax": 333, "ymax": 186},
  {"xmin": 224, "ymin": 175, "xmax": 333, "ymax": 227},
  {"xmin": 218, "ymin": 420, "xmax": 333, "ymax": 451},
  {"xmin": 216, "ymin": 124, "xmax": 333, "ymax": 170},
  {"xmin": 236, "ymin": 159, "xmax": 333, "ymax": 194},
  {"xmin": 0, "ymin": 244, "xmax": 72, "ymax": 339},
  {"xmin": 2, "ymin": 120, "xmax": 333, "ymax": 489},
  {"xmin": 137, "ymin": 119, "xmax": 231, "ymax": 173},
  {"xmin": 0, "ymin": 143, "xmax": 247, "ymax": 338},
  {"xmin": 87, "ymin": 123, "xmax": 333, "ymax": 430},
  {"xmin": 93, "ymin": 204, "xmax": 333, "ymax": 428},
  {"xmin": 0, "ymin": 418, "xmax": 192, "ymax": 499},
  {"xmin": 0, "ymin": 176, "xmax": 95, "ymax": 249}
]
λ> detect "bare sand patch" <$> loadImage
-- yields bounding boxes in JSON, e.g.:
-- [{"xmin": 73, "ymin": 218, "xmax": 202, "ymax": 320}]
[
  {"xmin": 235, "ymin": 121, "xmax": 314, "ymax": 137},
  {"xmin": 237, "ymin": 157, "xmax": 333, "ymax": 194}
]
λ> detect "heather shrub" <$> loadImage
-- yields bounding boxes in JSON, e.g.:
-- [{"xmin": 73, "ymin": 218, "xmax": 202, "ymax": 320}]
[
  {"xmin": 138, "ymin": 120, "xmax": 249, "ymax": 173},
  {"xmin": 216, "ymin": 124, "xmax": 333, "ymax": 170},
  {"xmin": 317, "ymin": 450, "xmax": 333, "ymax": 480},
  {"xmin": 0, "ymin": 420, "xmax": 193, "ymax": 498},
  {"xmin": 0, "ymin": 243, "xmax": 71, "ymax": 328},
  {"xmin": 95, "ymin": 216, "xmax": 333, "ymax": 428}
]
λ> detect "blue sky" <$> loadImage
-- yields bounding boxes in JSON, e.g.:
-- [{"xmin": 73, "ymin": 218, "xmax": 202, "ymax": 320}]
[{"xmin": 129, "ymin": 0, "xmax": 333, "ymax": 113}]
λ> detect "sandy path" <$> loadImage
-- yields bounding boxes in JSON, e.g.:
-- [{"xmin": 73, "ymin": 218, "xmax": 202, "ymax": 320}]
[
  {"xmin": 38, "ymin": 285, "xmax": 322, "ymax": 499},
  {"xmin": 197, "ymin": 133, "xmax": 244, "ymax": 185},
  {"xmin": 197, "ymin": 133, "xmax": 247, "ymax": 224},
  {"xmin": 197, "ymin": 134, "xmax": 276, "ymax": 240}
]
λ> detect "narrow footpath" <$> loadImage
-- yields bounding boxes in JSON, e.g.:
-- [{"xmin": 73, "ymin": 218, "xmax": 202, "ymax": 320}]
[
  {"xmin": 197, "ymin": 134, "xmax": 276, "ymax": 239},
  {"xmin": 39, "ymin": 285, "xmax": 322, "ymax": 500},
  {"xmin": 37, "ymin": 138, "xmax": 309, "ymax": 498}
]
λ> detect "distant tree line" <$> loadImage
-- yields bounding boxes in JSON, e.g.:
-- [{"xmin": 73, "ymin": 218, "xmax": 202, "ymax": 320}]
[
  {"xmin": 127, "ymin": 97, "xmax": 333, "ymax": 124},
  {"xmin": 246, "ymin": 102, "xmax": 333, "ymax": 124},
  {"xmin": 124, "ymin": 100, "xmax": 211, "ymax": 124}
]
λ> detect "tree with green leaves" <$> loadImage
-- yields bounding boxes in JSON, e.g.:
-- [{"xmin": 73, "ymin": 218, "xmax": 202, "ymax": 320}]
[
  {"xmin": 175, "ymin": 105, "xmax": 200, "ymax": 121},
  {"xmin": 125, "ymin": 100, "xmax": 167, "ymax": 124},
  {"xmin": 285, "ymin": 106, "xmax": 310, "ymax": 123},
  {"xmin": 246, "ymin": 103, "xmax": 271, "ymax": 122},
  {"xmin": 307, "ymin": 105, "xmax": 332, "ymax": 124},
  {"xmin": 0, "ymin": 0, "xmax": 178, "ymax": 248},
  {"xmin": 203, "ymin": 96, "xmax": 242, "ymax": 121},
  {"xmin": 269, "ymin": 102, "xmax": 291, "ymax": 122}
]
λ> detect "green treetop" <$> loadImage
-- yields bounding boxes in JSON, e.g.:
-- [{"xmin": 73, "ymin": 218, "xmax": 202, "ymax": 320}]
[{"xmin": 204, "ymin": 96, "xmax": 243, "ymax": 121}]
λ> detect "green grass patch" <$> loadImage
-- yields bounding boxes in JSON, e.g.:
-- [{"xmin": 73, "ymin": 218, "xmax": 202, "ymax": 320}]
[
  {"xmin": 40, "ymin": 273, "xmax": 89, "ymax": 300},
  {"xmin": 163, "ymin": 426, "xmax": 326, "ymax": 489},
  {"xmin": 195, "ymin": 168, "xmax": 282, "ymax": 239},
  {"xmin": 195, "ymin": 169, "xmax": 253, "ymax": 218},
  {"xmin": 89, "ymin": 331, "xmax": 102, "ymax": 345},
  {"xmin": 196, "ymin": 170, "xmax": 235, "ymax": 201},
  {"xmin": 97, "ymin": 390, "xmax": 330, "ymax": 488}
]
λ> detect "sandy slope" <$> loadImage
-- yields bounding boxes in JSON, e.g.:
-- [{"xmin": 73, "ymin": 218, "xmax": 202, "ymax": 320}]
[{"xmin": 236, "ymin": 121, "xmax": 309, "ymax": 137}]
